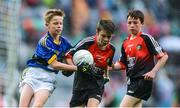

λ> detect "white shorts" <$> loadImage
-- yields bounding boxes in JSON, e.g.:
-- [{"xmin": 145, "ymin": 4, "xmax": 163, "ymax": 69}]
[{"xmin": 19, "ymin": 67, "xmax": 56, "ymax": 95}]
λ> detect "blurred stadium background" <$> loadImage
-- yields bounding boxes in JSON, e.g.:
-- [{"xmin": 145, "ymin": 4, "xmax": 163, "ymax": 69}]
[{"xmin": 0, "ymin": 0, "xmax": 180, "ymax": 107}]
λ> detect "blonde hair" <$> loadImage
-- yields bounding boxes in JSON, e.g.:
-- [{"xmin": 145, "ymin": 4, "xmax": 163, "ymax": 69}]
[{"xmin": 44, "ymin": 9, "xmax": 65, "ymax": 26}]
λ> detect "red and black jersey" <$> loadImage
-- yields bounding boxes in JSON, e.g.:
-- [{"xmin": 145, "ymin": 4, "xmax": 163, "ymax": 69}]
[
  {"xmin": 66, "ymin": 35, "xmax": 115, "ymax": 91},
  {"xmin": 66, "ymin": 35, "xmax": 115, "ymax": 69},
  {"xmin": 119, "ymin": 32, "xmax": 166, "ymax": 78}
]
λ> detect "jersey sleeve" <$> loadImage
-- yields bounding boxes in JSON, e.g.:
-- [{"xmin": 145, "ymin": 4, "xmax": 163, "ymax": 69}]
[
  {"xmin": 143, "ymin": 35, "xmax": 165, "ymax": 59},
  {"xmin": 61, "ymin": 36, "xmax": 73, "ymax": 53},
  {"xmin": 118, "ymin": 44, "xmax": 127, "ymax": 69},
  {"xmin": 108, "ymin": 45, "xmax": 116, "ymax": 66},
  {"xmin": 64, "ymin": 40, "xmax": 72, "ymax": 52}
]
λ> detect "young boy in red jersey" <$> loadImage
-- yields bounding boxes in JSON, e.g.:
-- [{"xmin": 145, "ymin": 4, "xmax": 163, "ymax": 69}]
[
  {"xmin": 113, "ymin": 9, "xmax": 168, "ymax": 107},
  {"xmin": 65, "ymin": 19, "xmax": 116, "ymax": 107}
]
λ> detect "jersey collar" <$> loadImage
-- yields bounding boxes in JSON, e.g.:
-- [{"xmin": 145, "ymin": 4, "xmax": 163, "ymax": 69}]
[
  {"xmin": 47, "ymin": 31, "xmax": 61, "ymax": 45},
  {"xmin": 128, "ymin": 32, "xmax": 142, "ymax": 40}
]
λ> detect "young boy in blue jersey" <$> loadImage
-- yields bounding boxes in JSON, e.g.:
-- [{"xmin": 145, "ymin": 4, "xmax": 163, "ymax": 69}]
[{"xmin": 19, "ymin": 9, "xmax": 88, "ymax": 107}]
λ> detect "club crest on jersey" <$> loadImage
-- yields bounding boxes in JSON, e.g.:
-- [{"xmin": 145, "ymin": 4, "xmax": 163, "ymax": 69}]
[{"xmin": 136, "ymin": 44, "xmax": 142, "ymax": 50}]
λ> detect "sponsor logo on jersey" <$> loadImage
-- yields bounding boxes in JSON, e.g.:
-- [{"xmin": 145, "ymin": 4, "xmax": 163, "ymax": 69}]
[
  {"xmin": 96, "ymin": 95, "xmax": 102, "ymax": 98},
  {"xmin": 127, "ymin": 90, "xmax": 134, "ymax": 94}
]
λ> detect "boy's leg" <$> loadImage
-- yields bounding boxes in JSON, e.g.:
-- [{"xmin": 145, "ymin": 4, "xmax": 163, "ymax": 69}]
[
  {"xmin": 19, "ymin": 84, "xmax": 34, "ymax": 107},
  {"xmin": 32, "ymin": 89, "xmax": 49, "ymax": 107},
  {"xmin": 134, "ymin": 100, "xmax": 143, "ymax": 107},
  {"xmin": 120, "ymin": 95, "xmax": 142, "ymax": 107},
  {"xmin": 70, "ymin": 93, "xmax": 86, "ymax": 107},
  {"xmin": 87, "ymin": 98, "xmax": 100, "ymax": 107}
]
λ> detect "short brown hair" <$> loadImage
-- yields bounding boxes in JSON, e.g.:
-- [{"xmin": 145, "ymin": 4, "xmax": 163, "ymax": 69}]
[
  {"xmin": 44, "ymin": 9, "xmax": 65, "ymax": 26},
  {"xmin": 127, "ymin": 9, "xmax": 144, "ymax": 24},
  {"xmin": 96, "ymin": 19, "xmax": 116, "ymax": 34}
]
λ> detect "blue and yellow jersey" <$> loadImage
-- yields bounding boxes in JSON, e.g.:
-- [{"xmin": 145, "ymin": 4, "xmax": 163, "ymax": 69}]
[{"xmin": 27, "ymin": 32, "xmax": 72, "ymax": 73}]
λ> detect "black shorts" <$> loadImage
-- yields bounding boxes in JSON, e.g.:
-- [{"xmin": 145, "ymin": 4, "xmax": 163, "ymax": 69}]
[
  {"xmin": 126, "ymin": 77, "xmax": 153, "ymax": 101},
  {"xmin": 70, "ymin": 89, "xmax": 104, "ymax": 107}
]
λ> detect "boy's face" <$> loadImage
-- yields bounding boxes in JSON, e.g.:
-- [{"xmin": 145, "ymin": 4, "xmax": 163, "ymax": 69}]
[
  {"xmin": 97, "ymin": 29, "xmax": 112, "ymax": 47},
  {"xmin": 127, "ymin": 16, "xmax": 143, "ymax": 36},
  {"xmin": 48, "ymin": 16, "xmax": 63, "ymax": 36}
]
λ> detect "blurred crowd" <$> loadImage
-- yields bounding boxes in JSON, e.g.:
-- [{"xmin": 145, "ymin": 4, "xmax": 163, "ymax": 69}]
[{"xmin": 16, "ymin": 0, "xmax": 180, "ymax": 107}]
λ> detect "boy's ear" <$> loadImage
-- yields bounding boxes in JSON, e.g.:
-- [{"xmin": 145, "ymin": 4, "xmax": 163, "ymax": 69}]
[
  {"xmin": 45, "ymin": 23, "xmax": 49, "ymax": 26},
  {"xmin": 96, "ymin": 29, "xmax": 99, "ymax": 35}
]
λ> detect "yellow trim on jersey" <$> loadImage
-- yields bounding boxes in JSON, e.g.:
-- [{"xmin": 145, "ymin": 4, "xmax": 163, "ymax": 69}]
[
  {"xmin": 53, "ymin": 39, "xmax": 61, "ymax": 45},
  {"xmin": 48, "ymin": 54, "xmax": 57, "ymax": 64},
  {"xmin": 41, "ymin": 35, "xmax": 48, "ymax": 46}
]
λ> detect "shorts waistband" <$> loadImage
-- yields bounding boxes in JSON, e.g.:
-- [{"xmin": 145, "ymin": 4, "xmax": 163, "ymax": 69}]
[{"xmin": 129, "ymin": 76, "xmax": 144, "ymax": 81}]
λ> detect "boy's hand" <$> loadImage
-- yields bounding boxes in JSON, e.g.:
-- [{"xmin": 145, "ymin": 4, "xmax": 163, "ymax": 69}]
[
  {"xmin": 62, "ymin": 71, "xmax": 74, "ymax": 77},
  {"xmin": 104, "ymin": 77, "xmax": 110, "ymax": 84},
  {"xmin": 77, "ymin": 62, "xmax": 91, "ymax": 73}
]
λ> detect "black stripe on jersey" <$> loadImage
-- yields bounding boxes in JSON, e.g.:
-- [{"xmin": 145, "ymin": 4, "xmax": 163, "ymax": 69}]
[
  {"xmin": 108, "ymin": 44, "xmax": 116, "ymax": 66},
  {"xmin": 109, "ymin": 43, "xmax": 115, "ymax": 50},
  {"xmin": 142, "ymin": 33, "xmax": 158, "ymax": 47},
  {"xmin": 66, "ymin": 36, "xmax": 94, "ymax": 55},
  {"xmin": 141, "ymin": 32, "xmax": 163, "ymax": 55},
  {"xmin": 119, "ymin": 44, "xmax": 127, "ymax": 66},
  {"xmin": 74, "ymin": 36, "xmax": 94, "ymax": 50}
]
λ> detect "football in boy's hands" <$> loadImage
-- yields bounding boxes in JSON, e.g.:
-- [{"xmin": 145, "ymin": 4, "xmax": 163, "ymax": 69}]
[{"xmin": 73, "ymin": 50, "xmax": 94, "ymax": 65}]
